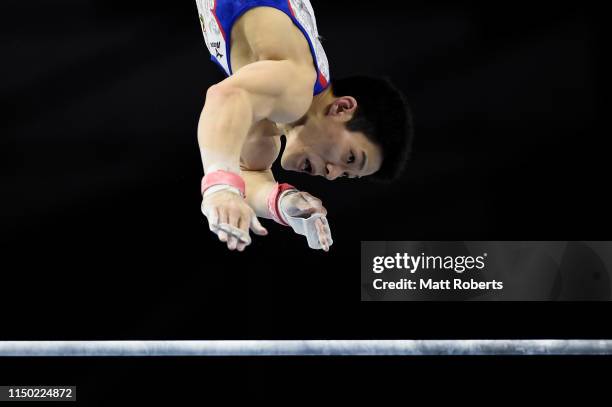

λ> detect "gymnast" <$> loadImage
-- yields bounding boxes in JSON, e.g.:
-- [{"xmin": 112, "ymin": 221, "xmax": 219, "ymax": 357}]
[{"xmin": 195, "ymin": 0, "xmax": 414, "ymax": 251}]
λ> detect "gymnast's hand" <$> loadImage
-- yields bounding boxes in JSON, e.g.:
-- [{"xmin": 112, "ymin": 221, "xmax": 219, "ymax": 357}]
[
  {"xmin": 201, "ymin": 189, "xmax": 268, "ymax": 251},
  {"xmin": 279, "ymin": 191, "xmax": 332, "ymax": 251},
  {"xmin": 281, "ymin": 191, "xmax": 327, "ymax": 218}
]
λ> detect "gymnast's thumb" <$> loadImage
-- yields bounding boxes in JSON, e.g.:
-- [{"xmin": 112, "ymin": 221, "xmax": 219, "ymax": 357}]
[{"xmin": 250, "ymin": 215, "xmax": 268, "ymax": 236}]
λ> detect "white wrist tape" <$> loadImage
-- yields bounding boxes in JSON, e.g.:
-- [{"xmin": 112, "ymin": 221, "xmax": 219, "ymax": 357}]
[
  {"xmin": 277, "ymin": 189, "xmax": 299, "ymax": 224},
  {"xmin": 202, "ymin": 184, "xmax": 242, "ymax": 198}
]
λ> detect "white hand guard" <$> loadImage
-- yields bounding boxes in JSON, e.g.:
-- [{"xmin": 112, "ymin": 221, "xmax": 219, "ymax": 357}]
[{"xmin": 279, "ymin": 190, "xmax": 333, "ymax": 250}]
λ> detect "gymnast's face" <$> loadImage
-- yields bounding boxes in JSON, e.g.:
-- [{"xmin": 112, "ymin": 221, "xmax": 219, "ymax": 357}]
[{"xmin": 281, "ymin": 97, "xmax": 383, "ymax": 180}]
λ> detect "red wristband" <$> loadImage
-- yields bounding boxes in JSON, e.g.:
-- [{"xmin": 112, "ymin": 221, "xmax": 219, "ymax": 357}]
[
  {"xmin": 267, "ymin": 183, "xmax": 296, "ymax": 226},
  {"xmin": 201, "ymin": 170, "xmax": 246, "ymax": 198}
]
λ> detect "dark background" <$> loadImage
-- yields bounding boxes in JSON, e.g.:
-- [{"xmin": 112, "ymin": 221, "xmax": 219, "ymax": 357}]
[{"xmin": 2, "ymin": 0, "xmax": 608, "ymax": 403}]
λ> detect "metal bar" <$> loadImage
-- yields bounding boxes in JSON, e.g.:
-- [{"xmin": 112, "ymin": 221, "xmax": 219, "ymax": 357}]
[{"xmin": 1, "ymin": 340, "xmax": 611, "ymax": 356}]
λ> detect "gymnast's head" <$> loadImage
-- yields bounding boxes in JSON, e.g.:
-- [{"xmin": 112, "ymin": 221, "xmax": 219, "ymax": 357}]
[{"xmin": 281, "ymin": 75, "xmax": 414, "ymax": 182}]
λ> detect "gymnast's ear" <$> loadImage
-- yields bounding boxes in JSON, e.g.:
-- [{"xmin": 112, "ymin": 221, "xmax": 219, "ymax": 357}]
[{"xmin": 328, "ymin": 96, "xmax": 358, "ymax": 117}]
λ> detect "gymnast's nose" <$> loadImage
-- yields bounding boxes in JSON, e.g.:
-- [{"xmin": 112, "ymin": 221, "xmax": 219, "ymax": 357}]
[{"xmin": 325, "ymin": 163, "xmax": 344, "ymax": 180}]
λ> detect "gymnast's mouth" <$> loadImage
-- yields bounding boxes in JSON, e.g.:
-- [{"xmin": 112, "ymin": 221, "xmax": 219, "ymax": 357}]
[{"xmin": 299, "ymin": 156, "xmax": 314, "ymax": 175}]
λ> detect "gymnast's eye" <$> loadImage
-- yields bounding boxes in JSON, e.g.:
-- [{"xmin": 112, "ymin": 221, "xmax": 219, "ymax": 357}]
[{"xmin": 347, "ymin": 152, "xmax": 355, "ymax": 164}]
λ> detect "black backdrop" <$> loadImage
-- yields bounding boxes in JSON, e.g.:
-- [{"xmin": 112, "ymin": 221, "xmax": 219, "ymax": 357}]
[{"xmin": 2, "ymin": 0, "xmax": 608, "ymax": 403}]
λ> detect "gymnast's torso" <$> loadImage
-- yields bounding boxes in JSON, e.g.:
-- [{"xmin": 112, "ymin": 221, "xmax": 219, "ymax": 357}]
[
  {"xmin": 195, "ymin": 1, "xmax": 331, "ymax": 171},
  {"xmin": 196, "ymin": 0, "xmax": 330, "ymax": 94},
  {"xmin": 197, "ymin": 0, "xmax": 330, "ymax": 170},
  {"xmin": 233, "ymin": 6, "xmax": 309, "ymax": 170}
]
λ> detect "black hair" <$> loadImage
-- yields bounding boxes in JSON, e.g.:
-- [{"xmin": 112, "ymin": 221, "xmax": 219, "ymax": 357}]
[{"xmin": 330, "ymin": 75, "xmax": 414, "ymax": 182}]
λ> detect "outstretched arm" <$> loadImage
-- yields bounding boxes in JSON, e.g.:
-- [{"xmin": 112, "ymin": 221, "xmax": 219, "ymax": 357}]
[
  {"xmin": 199, "ymin": 60, "xmax": 316, "ymax": 251},
  {"xmin": 242, "ymin": 169, "xmax": 333, "ymax": 251}
]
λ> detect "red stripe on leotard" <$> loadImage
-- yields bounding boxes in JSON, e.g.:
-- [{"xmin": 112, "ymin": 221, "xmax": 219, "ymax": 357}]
[
  {"xmin": 287, "ymin": 0, "xmax": 296, "ymax": 17},
  {"xmin": 318, "ymin": 72, "xmax": 328, "ymax": 88},
  {"xmin": 211, "ymin": 0, "xmax": 227, "ymax": 41}
]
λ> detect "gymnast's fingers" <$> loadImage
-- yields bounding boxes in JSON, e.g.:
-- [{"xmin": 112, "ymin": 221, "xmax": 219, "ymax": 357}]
[
  {"xmin": 205, "ymin": 206, "xmax": 220, "ymax": 232},
  {"xmin": 227, "ymin": 209, "xmax": 241, "ymax": 250},
  {"xmin": 315, "ymin": 217, "xmax": 330, "ymax": 252},
  {"xmin": 249, "ymin": 214, "xmax": 268, "ymax": 236},
  {"xmin": 216, "ymin": 223, "xmax": 251, "ymax": 245},
  {"xmin": 216, "ymin": 208, "xmax": 229, "ymax": 243}
]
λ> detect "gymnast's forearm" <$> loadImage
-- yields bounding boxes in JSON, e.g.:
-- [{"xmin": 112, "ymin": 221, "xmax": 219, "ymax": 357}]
[
  {"xmin": 197, "ymin": 84, "xmax": 255, "ymax": 175},
  {"xmin": 241, "ymin": 169, "xmax": 278, "ymax": 219}
]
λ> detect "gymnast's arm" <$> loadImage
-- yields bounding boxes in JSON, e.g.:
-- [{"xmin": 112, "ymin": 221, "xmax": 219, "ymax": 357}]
[
  {"xmin": 241, "ymin": 169, "xmax": 277, "ymax": 220},
  {"xmin": 241, "ymin": 168, "xmax": 332, "ymax": 251},
  {"xmin": 198, "ymin": 60, "xmax": 316, "ymax": 250},
  {"xmin": 197, "ymin": 60, "xmax": 316, "ymax": 174}
]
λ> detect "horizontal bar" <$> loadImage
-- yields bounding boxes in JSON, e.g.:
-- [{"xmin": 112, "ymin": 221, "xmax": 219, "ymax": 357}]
[{"xmin": 0, "ymin": 340, "xmax": 611, "ymax": 356}]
